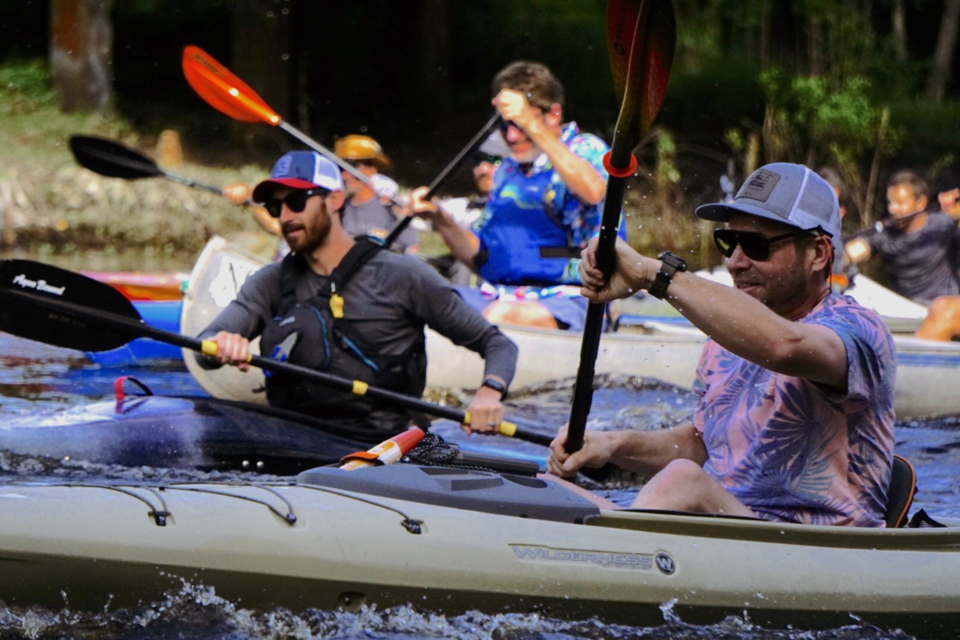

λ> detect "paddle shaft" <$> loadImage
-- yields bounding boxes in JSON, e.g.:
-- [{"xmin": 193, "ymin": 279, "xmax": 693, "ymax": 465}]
[
  {"xmin": 151, "ymin": 171, "xmax": 258, "ymax": 208},
  {"xmin": 5, "ymin": 285, "xmax": 552, "ymax": 444},
  {"xmin": 565, "ymin": 174, "xmax": 629, "ymax": 452},
  {"xmin": 843, "ymin": 207, "xmax": 934, "ymax": 242},
  {"xmin": 565, "ymin": 0, "xmax": 675, "ymax": 454},
  {"xmin": 382, "ymin": 113, "xmax": 502, "ymax": 249}
]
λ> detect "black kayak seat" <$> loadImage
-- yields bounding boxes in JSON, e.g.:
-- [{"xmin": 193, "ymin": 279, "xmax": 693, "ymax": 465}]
[{"xmin": 884, "ymin": 454, "xmax": 916, "ymax": 529}]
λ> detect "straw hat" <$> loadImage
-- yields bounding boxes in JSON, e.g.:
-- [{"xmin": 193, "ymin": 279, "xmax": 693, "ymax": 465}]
[{"xmin": 334, "ymin": 134, "xmax": 391, "ymax": 170}]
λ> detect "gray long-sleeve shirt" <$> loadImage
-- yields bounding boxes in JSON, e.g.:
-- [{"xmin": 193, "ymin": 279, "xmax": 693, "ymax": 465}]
[{"xmin": 198, "ymin": 249, "xmax": 518, "ymax": 430}]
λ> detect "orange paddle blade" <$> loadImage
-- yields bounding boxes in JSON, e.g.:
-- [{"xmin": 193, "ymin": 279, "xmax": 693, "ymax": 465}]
[
  {"xmin": 181, "ymin": 45, "xmax": 281, "ymax": 126},
  {"xmin": 607, "ymin": 0, "xmax": 676, "ymax": 136}
]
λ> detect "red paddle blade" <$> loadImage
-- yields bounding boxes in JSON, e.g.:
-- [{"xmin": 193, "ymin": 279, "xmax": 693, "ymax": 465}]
[
  {"xmin": 182, "ymin": 45, "xmax": 282, "ymax": 126},
  {"xmin": 607, "ymin": 0, "xmax": 676, "ymax": 137}
]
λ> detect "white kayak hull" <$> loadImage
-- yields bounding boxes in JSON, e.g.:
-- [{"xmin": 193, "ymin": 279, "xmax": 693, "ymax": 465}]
[
  {"xmin": 180, "ymin": 237, "xmax": 960, "ymax": 420},
  {"xmin": 0, "ymin": 466, "xmax": 958, "ymax": 636}
]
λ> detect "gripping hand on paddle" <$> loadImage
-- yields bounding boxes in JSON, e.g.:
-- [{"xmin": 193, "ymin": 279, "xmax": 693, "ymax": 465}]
[
  {"xmin": 408, "ymin": 186, "xmax": 444, "ymax": 226},
  {"xmin": 579, "ymin": 237, "xmax": 657, "ymax": 304},
  {"xmin": 208, "ymin": 331, "xmax": 252, "ymax": 372},
  {"xmin": 547, "ymin": 424, "xmax": 617, "ymax": 476},
  {"xmin": 493, "ymin": 89, "xmax": 541, "ymax": 134},
  {"xmin": 461, "ymin": 383, "xmax": 505, "ymax": 435}
]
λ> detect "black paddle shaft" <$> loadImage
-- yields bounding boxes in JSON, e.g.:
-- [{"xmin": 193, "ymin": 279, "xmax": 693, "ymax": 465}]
[
  {"xmin": 381, "ymin": 113, "xmax": 502, "ymax": 250},
  {"xmin": 565, "ymin": 175, "xmax": 628, "ymax": 452}
]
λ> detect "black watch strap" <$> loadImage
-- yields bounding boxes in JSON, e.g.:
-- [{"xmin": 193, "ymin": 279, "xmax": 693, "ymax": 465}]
[
  {"xmin": 648, "ymin": 251, "xmax": 687, "ymax": 300},
  {"xmin": 481, "ymin": 377, "xmax": 508, "ymax": 400}
]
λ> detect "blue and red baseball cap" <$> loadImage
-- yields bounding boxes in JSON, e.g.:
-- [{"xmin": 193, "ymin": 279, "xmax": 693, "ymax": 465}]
[{"xmin": 252, "ymin": 151, "xmax": 344, "ymax": 203}]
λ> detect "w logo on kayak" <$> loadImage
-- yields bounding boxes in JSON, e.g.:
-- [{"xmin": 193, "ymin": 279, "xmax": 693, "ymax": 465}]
[{"xmin": 655, "ymin": 552, "xmax": 676, "ymax": 575}]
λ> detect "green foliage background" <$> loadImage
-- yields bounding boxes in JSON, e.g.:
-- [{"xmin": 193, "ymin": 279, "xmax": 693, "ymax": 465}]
[{"xmin": 1, "ymin": 0, "xmax": 958, "ymax": 268}]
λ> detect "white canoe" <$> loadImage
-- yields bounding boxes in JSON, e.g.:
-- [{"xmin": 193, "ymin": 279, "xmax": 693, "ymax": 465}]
[
  {"xmin": 1, "ymin": 464, "xmax": 958, "ymax": 636},
  {"xmin": 181, "ymin": 237, "xmax": 960, "ymax": 420}
]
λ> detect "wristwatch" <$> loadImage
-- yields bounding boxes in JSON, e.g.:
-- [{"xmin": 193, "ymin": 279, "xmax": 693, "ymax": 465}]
[
  {"xmin": 481, "ymin": 377, "xmax": 508, "ymax": 400},
  {"xmin": 648, "ymin": 251, "xmax": 687, "ymax": 300}
]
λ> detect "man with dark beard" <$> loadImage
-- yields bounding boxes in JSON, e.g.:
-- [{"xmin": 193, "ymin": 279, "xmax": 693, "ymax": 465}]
[
  {"xmin": 198, "ymin": 151, "xmax": 517, "ymax": 442},
  {"xmin": 547, "ymin": 163, "xmax": 896, "ymax": 528}
]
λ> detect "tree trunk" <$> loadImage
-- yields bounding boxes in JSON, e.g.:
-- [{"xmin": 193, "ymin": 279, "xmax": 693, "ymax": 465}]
[
  {"xmin": 891, "ymin": 0, "xmax": 907, "ymax": 66},
  {"xmin": 927, "ymin": 0, "xmax": 960, "ymax": 103},
  {"xmin": 49, "ymin": 0, "xmax": 114, "ymax": 113}
]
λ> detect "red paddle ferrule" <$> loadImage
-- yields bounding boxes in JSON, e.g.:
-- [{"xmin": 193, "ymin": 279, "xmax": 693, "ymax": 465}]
[
  {"xmin": 602, "ymin": 151, "xmax": 638, "ymax": 179},
  {"xmin": 114, "ymin": 376, "xmax": 131, "ymax": 403},
  {"xmin": 114, "ymin": 376, "xmax": 153, "ymax": 409}
]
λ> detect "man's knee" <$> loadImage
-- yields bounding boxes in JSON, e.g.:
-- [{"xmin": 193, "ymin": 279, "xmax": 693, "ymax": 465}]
[
  {"xmin": 657, "ymin": 458, "xmax": 708, "ymax": 484},
  {"xmin": 641, "ymin": 459, "xmax": 710, "ymax": 502},
  {"xmin": 916, "ymin": 296, "xmax": 960, "ymax": 341},
  {"xmin": 483, "ymin": 301, "xmax": 559, "ymax": 329}
]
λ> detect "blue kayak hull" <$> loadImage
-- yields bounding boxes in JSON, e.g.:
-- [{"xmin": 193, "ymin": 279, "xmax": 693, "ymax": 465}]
[
  {"xmin": 0, "ymin": 394, "xmax": 546, "ymax": 475},
  {"xmin": 84, "ymin": 300, "xmax": 184, "ymax": 367}
]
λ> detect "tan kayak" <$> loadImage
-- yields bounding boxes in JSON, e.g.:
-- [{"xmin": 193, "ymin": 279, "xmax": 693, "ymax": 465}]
[{"xmin": 0, "ymin": 463, "xmax": 957, "ymax": 637}]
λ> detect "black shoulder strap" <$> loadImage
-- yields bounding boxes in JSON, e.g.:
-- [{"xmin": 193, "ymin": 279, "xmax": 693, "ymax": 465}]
[
  {"xmin": 277, "ymin": 252, "xmax": 306, "ymax": 314},
  {"xmin": 323, "ymin": 237, "xmax": 384, "ymax": 300}
]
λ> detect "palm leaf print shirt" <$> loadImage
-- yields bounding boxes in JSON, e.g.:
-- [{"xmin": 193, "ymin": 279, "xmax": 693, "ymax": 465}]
[{"xmin": 692, "ymin": 293, "xmax": 896, "ymax": 527}]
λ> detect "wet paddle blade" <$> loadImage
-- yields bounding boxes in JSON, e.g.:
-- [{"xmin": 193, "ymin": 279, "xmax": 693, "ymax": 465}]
[
  {"xmin": 0, "ymin": 260, "xmax": 141, "ymax": 351},
  {"xmin": 607, "ymin": 0, "xmax": 676, "ymax": 147},
  {"xmin": 69, "ymin": 135, "xmax": 164, "ymax": 180},
  {"xmin": 182, "ymin": 45, "xmax": 281, "ymax": 125}
]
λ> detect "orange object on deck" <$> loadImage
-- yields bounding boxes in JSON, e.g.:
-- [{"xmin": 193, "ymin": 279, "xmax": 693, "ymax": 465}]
[{"xmin": 339, "ymin": 428, "xmax": 426, "ymax": 471}]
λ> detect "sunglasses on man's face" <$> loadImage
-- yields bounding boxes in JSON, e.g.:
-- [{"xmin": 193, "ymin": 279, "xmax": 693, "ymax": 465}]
[
  {"xmin": 473, "ymin": 154, "xmax": 502, "ymax": 166},
  {"xmin": 713, "ymin": 227, "xmax": 823, "ymax": 261},
  {"xmin": 264, "ymin": 189, "xmax": 328, "ymax": 218}
]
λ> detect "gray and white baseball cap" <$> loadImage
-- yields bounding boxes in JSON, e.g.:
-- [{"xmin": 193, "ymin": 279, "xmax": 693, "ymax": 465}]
[{"xmin": 696, "ymin": 163, "xmax": 841, "ymax": 242}]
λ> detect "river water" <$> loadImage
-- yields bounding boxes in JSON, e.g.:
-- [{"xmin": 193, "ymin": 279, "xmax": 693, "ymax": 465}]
[{"xmin": 0, "ymin": 330, "xmax": 957, "ymax": 639}]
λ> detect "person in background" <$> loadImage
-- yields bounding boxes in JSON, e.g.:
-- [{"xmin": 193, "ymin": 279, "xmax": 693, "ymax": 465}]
[
  {"xmin": 425, "ymin": 133, "xmax": 508, "ymax": 286},
  {"xmin": 845, "ymin": 170, "xmax": 960, "ymax": 305},
  {"xmin": 545, "ymin": 163, "xmax": 895, "ymax": 528},
  {"xmin": 198, "ymin": 151, "xmax": 518, "ymax": 442},
  {"xmin": 817, "ymin": 166, "xmax": 857, "ymax": 292},
  {"xmin": 335, "ymin": 134, "xmax": 418, "ymax": 252},
  {"xmin": 914, "ymin": 168, "xmax": 960, "ymax": 340},
  {"xmin": 409, "ymin": 60, "xmax": 621, "ymax": 331}
]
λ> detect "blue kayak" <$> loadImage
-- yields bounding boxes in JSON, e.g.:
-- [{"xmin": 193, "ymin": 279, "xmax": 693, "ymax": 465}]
[
  {"xmin": 84, "ymin": 300, "xmax": 185, "ymax": 367},
  {"xmin": 0, "ymin": 393, "xmax": 545, "ymax": 475}
]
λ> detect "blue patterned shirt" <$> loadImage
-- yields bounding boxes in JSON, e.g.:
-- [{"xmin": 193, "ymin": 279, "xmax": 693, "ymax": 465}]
[{"xmin": 473, "ymin": 122, "xmax": 610, "ymax": 284}]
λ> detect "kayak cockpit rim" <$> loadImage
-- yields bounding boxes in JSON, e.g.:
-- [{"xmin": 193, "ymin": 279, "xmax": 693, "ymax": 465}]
[{"xmin": 587, "ymin": 508, "xmax": 960, "ymax": 549}]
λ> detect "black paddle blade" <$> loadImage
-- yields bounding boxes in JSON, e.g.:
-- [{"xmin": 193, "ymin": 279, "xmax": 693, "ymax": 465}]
[
  {"xmin": 69, "ymin": 135, "xmax": 164, "ymax": 180},
  {"xmin": 0, "ymin": 260, "xmax": 141, "ymax": 351}
]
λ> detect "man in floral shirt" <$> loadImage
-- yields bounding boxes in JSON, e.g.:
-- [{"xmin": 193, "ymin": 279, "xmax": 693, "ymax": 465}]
[
  {"xmin": 548, "ymin": 163, "xmax": 896, "ymax": 527},
  {"xmin": 411, "ymin": 61, "xmax": 623, "ymax": 331}
]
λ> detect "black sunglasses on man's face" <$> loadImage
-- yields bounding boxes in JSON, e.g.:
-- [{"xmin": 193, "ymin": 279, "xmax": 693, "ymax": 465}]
[
  {"xmin": 473, "ymin": 153, "xmax": 502, "ymax": 167},
  {"xmin": 713, "ymin": 227, "xmax": 825, "ymax": 261},
  {"xmin": 265, "ymin": 189, "xmax": 328, "ymax": 218}
]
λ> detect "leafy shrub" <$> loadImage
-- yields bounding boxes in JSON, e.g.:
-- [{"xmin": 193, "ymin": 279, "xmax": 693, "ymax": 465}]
[{"xmin": 0, "ymin": 58, "xmax": 54, "ymax": 115}]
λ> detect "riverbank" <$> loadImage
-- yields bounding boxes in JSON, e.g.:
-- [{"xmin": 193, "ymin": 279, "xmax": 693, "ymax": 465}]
[{"xmin": 0, "ymin": 59, "xmax": 722, "ymax": 270}]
